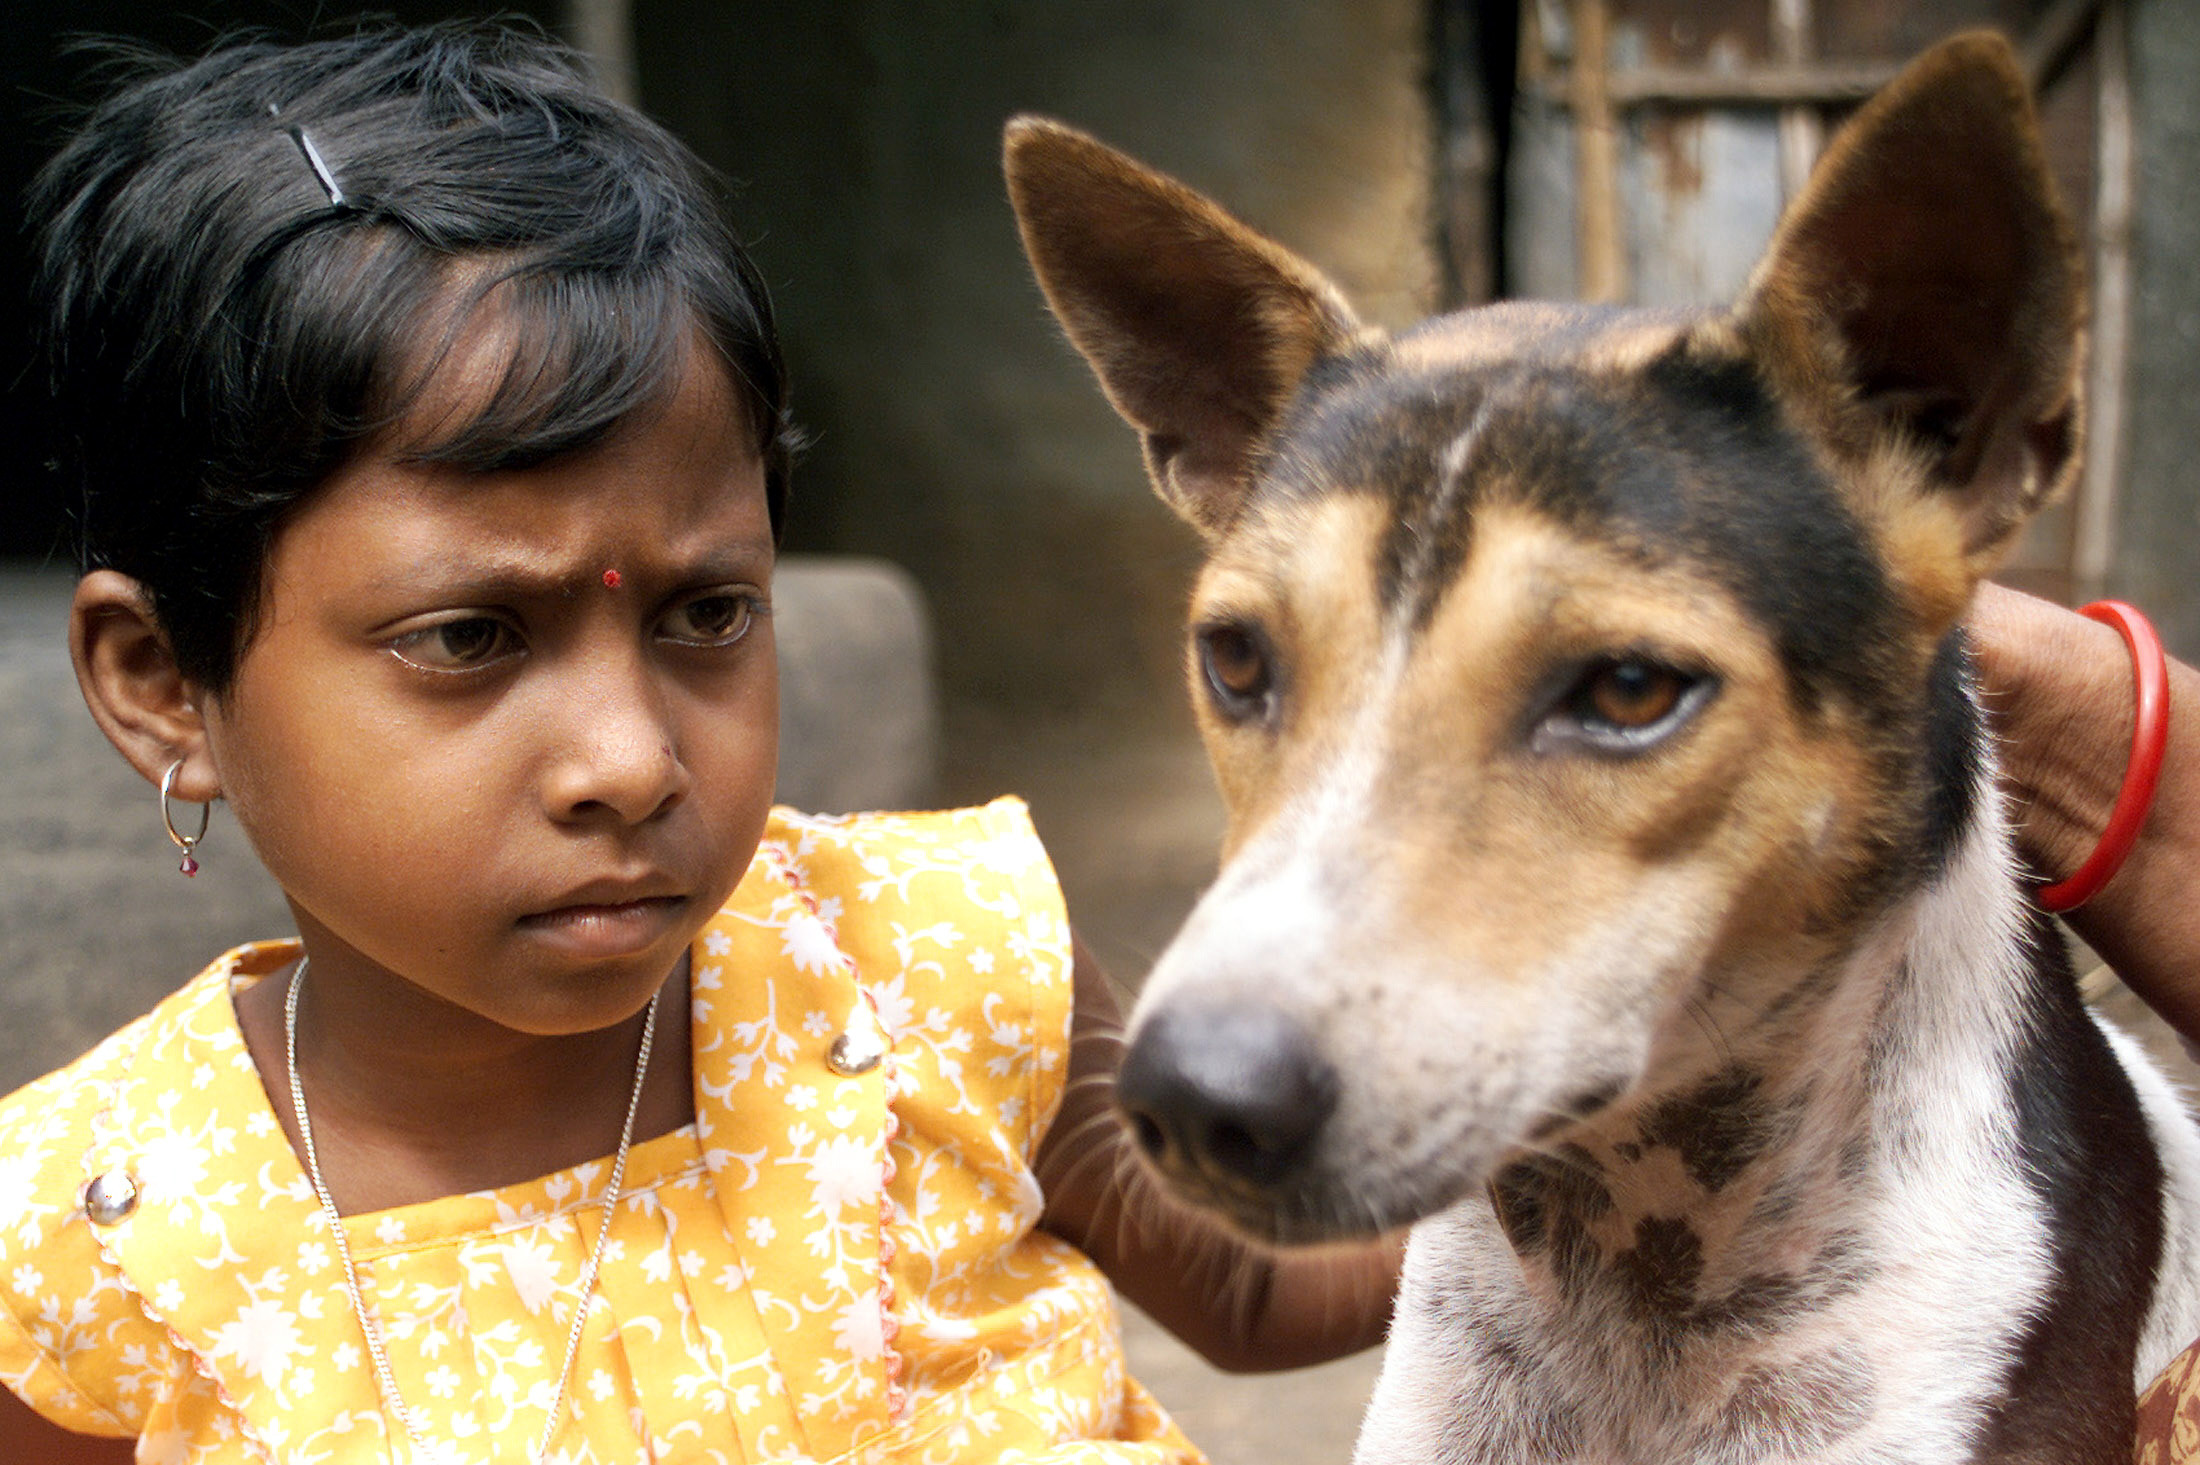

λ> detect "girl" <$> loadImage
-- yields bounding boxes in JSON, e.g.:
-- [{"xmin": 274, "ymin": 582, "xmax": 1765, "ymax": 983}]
[{"xmin": 0, "ymin": 25, "xmax": 1395, "ymax": 1464}]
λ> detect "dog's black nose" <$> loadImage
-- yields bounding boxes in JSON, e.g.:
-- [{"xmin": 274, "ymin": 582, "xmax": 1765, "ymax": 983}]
[{"xmin": 1117, "ymin": 1002, "xmax": 1338, "ymax": 1192}]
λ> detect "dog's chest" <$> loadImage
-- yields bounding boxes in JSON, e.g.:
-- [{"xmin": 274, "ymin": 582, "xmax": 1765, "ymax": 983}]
[{"xmin": 1359, "ymin": 1111, "xmax": 2049, "ymax": 1465}]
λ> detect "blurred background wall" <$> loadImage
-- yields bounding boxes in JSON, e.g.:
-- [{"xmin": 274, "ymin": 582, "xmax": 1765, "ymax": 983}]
[{"xmin": 634, "ymin": 0, "xmax": 1439, "ymax": 729}]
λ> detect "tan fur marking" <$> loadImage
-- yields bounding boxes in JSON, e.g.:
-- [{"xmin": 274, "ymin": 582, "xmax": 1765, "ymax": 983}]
[
  {"xmin": 1383, "ymin": 507, "xmax": 1878, "ymax": 990},
  {"xmin": 1390, "ymin": 306, "xmax": 1693, "ymax": 378},
  {"xmin": 1187, "ymin": 493, "xmax": 1394, "ymax": 857},
  {"xmin": 1193, "ymin": 498, "xmax": 1884, "ymax": 1018}
]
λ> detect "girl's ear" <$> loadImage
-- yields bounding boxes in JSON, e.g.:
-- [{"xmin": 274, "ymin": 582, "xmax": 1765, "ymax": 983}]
[{"xmin": 70, "ymin": 570, "xmax": 222, "ymax": 800}]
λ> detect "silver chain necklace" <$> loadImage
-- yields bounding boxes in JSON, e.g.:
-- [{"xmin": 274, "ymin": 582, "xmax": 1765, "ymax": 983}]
[{"xmin": 285, "ymin": 959, "xmax": 660, "ymax": 1465}]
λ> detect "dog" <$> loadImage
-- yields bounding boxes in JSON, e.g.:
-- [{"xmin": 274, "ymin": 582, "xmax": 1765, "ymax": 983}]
[{"xmin": 1006, "ymin": 31, "xmax": 2200, "ymax": 1464}]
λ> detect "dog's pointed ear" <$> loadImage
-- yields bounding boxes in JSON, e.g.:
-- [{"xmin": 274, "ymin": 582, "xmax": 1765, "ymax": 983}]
[
  {"xmin": 1005, "ymin": 116, "xmax": 1364, "ymax": 538},
  {"xmin": 1735, "ymin": 31, "xmax": 2083, "ymax": 600}
]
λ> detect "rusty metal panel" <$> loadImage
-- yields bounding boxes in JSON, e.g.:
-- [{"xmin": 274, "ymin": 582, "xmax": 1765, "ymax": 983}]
[
  {"xmin": 1510, "ymin": 0, "xmax": 2093, "ymax": 300},
  {"xmin": 1621, "ymin": 0, "xmax": 1774, "ymax": 62},
  {"xmin": 1817, "ymin": 0, "xmax": 2048, "ymax": 62},
  {"xmin": 1503, "ymin": 0, "xmax": 2109, "ymax": 593},
  {"xmin": 1623, "ymin": 109, "xmax": 1782, "ymax": 304},
  {"xmin": 1509, "ymin": 88, "xmax": 1581, "ymax": 300}
]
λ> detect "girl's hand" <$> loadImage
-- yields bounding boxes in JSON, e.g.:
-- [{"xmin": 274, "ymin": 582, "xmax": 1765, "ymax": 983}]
[
  {"xmin": 1971, "ymin": 581, "xmax": 2200, "ymax": 1038},
  {"xmin": 1035, "ymin": 934, "xmax": 1401, "ymax": 1372}
]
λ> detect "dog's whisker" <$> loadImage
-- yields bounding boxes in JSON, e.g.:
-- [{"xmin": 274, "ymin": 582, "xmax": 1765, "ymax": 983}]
[
  {"xmin": 1042, "ymin": 1128, "xmax": 1138, "ymax": 1209},
  {"xmin": 1057, "ymin": 1072, "xmax": 1125, "ymax": 1102},
  {"xmin": 1682, "ymin": 995, "xmax": 1736, "ymax": 1067}
]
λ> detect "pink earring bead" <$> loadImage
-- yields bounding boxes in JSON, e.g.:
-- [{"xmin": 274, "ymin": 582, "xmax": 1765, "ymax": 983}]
[{"xmin": 179, "ymin": 855, "xmax": 199, "ymax": 877}]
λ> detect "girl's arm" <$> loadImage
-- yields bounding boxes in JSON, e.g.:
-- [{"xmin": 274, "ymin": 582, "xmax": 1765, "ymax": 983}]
[
  {"xmin": 1036, "ymin": 935, "xmax": 1401, "ymax": 1373},
  {"xmin": 1970, "ymin": 581, "xmax": 2200, "ymax": 1035},
  {"xmin": 0, "ymin": 1387, "xmax": 134, "ymax": 1463}
]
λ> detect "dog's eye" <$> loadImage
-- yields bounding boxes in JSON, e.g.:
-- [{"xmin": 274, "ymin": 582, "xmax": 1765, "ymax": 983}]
[
  {"xmin": 1584, "ymin": 660, "xmax": 1686, "ymax": 729},
  {"xmin": 1539, "ymin": 656, "xmax": 1712, "ymax": 754},
  {"xmin": 1196, "ymin": 621, "xmax": 1275, "ymax": 720}
]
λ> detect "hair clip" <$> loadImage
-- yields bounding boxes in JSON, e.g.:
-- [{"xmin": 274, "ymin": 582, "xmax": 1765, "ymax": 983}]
[{"xmin": 287, "ymin": 125, "xmax": 346, "ymax": 209}]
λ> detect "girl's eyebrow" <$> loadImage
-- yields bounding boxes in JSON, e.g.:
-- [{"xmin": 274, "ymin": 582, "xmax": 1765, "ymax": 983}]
[{"xmin": 362, "ymin": 545, "xmax": 773, "ymax": 601}]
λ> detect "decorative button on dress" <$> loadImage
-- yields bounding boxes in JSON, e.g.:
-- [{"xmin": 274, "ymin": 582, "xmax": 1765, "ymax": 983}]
[{"xmin": 0, "ymin": 800, "xmax": 1203, "ymax": 1464}]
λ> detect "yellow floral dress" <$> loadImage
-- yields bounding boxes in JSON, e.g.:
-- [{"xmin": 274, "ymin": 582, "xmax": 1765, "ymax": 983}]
[{"xmin": 0, "ymin": 800, "xmax": 1203, "ymax": 1465}]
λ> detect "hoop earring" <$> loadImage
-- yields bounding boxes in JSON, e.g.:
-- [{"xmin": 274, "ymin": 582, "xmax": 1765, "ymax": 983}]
[{"xmin": 160, "ymin": 759, "xmax": 210, "ymax": 877}]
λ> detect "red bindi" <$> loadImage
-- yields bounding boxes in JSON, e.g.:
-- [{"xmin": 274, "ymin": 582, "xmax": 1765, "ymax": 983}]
[{"xmin": 602, "ymin": 569, "xmax": 622, "ymax": 589}]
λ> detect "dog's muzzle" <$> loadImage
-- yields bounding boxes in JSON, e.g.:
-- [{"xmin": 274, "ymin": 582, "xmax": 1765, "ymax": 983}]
[{"xmin": 1116, "ymin": 999, "xmax": 1340, "ymax": 1224}]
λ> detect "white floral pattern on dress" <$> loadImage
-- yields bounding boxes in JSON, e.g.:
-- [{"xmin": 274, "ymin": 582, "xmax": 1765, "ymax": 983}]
[{"xmin": 0, "ymin": 800, "xmax": 1201, "ymax": 1464}]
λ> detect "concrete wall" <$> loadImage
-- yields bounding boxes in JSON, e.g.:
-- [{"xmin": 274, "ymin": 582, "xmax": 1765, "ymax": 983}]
[{"xmin": 633, "ymin": 0, "xmax": 1438, "ymax": 728}]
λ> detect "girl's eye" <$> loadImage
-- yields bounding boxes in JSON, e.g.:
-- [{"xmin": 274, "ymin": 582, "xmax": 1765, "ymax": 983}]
[
  {"xmin": 661, "ymin": 592, "xmax": 758, "ymax": 646},
  {"xmin": 1540, "ymin": 655, "xmax": 1713, "ymax": 754},
  {"xmin": 389, "ymin": 617, "xmax": 517, "ymax": 672},
  {"xmin": 1195, "ymin": 621, "xmax": 1276, "ymax": 722}
]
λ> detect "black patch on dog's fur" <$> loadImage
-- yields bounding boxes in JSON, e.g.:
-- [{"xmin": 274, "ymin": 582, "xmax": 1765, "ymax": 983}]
[
  {"xmin": 1528, "ymin": 1078, "xmax": 1625, "ymax": 1141},
  {"xmin": 1974, "ymin": 913, "xmax": 2164, "ymax": 1463},
  {"xmin": 1913, "ymin": 630, "xmax": 1983, "ymax": 881},
  {"xmin": 1747, "ymin": 1173, "xmax": 1806, "ymax": 1228},
  {"xmin": 1614, "ymin": 1215, "xmax": 1705, "ymax": 1314},
  {"xmin": 1605, "ymin": 1216, "xmax": 1870, "ymax": 1342},
  {"xmin": 1490, "ymin": 1146, "xmax": 1613, "ymax": 1300},
  {"xmin": 1695, "ymin": 1271, "xmax": 1808, "ymax": 1334},
  {"xmin": 1636, "ymin": 1065, "xmax": 1774, "ymax": 1192},
  {"xmin": 1758, "ymin": 955, "xmax": 1848, "ymax": 1030},
  {"xmin": 1691, "ymin": 1231, "xmax": 1871, "ymax": 1336}
]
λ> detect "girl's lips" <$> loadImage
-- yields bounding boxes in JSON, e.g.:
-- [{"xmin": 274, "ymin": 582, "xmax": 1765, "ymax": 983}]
[{"xmin": 517, "ymin": 895, "xmax": 688, "ymax": 957}]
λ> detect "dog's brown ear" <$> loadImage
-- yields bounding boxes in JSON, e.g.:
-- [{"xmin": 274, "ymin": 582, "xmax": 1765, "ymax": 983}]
[
  {"xmin": 1005, "ymin": 116, "xmax": 1363, "ymax": 538},
  {"xmin": 1736, "ymin": 31, "xmax": 2083, "ymax": 598}
]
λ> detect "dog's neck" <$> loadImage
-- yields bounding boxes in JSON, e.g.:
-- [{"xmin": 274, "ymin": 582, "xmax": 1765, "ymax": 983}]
[{"xmin": 1487, "ymin": 746, "xmax": 2046, "ymax": 1377}]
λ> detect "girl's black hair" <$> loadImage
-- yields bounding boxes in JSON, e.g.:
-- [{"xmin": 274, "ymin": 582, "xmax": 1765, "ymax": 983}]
[{"xmin": 28, "ymin": 21, "xmax": 795, "ymax": 693}]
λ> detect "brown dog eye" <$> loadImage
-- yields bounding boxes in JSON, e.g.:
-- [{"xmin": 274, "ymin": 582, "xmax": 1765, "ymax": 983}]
[
  {"xmin": 1196, "ymin": 622, "xmax": 1274, "ymax": 719},
  {"xmin": 1537, "ymin": 655, "xmax": 1712, "ymax": 756},
  {"xmin": 1585, "ymin": 659, "xmax": 1685, "ymax": 729}
]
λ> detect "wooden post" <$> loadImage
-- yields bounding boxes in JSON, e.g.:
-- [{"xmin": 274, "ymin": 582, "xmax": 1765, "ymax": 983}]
[
  {"xmin": 1771, "ymin": 0, "xmax": 1823, "ymax": 201},
  {"xmin": 1571, "ymin": 0, "xmax": 1627, "ymax": 302},
  {"xmin": 2076, "ymin": 0, "xmax": 2132, "ymax": 598}
]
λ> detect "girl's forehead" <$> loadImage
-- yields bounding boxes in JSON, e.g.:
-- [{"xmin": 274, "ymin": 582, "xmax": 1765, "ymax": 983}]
[
  {"xmin": 289, "ymin": 351, "xmax": 770, "ymax": 587},
  {"xmin": 371, "ymin": 270, "xmax": 765, "ymax": 477}
]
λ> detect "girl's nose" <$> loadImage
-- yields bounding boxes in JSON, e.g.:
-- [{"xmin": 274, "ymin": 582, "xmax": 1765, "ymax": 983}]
[{"xmin": 539, "ymin": 660, "xmax": 690, "ymax": 825}]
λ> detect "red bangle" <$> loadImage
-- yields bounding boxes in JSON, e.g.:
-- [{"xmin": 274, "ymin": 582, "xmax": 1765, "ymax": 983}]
[{"xmin": 2036, "ymin": 600, "xmax": 2171, "ymax": 913}]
